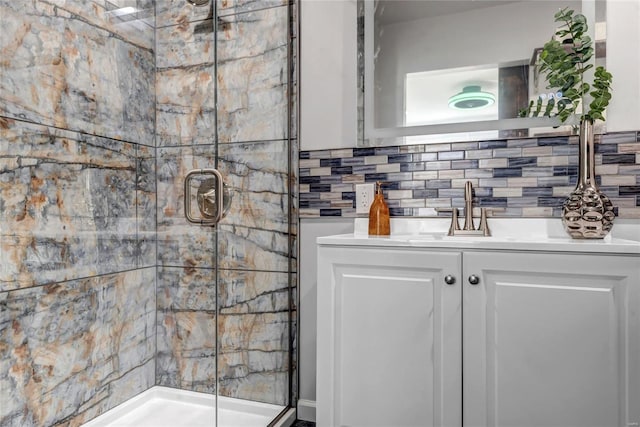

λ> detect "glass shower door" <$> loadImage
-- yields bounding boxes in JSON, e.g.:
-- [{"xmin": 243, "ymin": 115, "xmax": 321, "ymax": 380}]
[
  {"xmin": 214, "ymin": 1, "xmax": 294, "ymax": 425},
  {"xmin": 156, "ymin": 0, "xmax": 294, "ymax": 425}
]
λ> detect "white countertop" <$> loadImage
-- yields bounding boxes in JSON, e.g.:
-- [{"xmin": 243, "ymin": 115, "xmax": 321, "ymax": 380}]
[{"xmin": 317, "ymin": 218, "xmax": 640, "ymax": 255}]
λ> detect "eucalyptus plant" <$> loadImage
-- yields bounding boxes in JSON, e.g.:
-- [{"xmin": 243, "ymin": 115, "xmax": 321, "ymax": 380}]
[{"xmin": 521, "ymin": 7, "xmax": 612, "ymax": 124}]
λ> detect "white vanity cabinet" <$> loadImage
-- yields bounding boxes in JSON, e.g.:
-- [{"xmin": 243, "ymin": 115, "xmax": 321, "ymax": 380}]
[
  {"xmin": 463, "ymin": 251, "xmax": 640, "ymax": 427},
  {"xmin": 316, "ymin": 246, "xmax": 463, "ymax": 427},
  {"xmin": 317, "ymin": 241, "xmax": 640, "ymax": 427}
]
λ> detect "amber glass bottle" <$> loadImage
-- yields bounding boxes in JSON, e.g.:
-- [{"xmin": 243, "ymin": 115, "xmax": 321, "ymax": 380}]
[{"xmin": 368, "ymin": 181, "xmax": 390, "ymax": 236}]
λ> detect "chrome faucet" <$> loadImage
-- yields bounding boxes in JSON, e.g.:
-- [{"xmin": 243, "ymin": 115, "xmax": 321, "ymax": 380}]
[{"xmin": 443, "ymin": 181, "xmax": 493, "ymax": 237}]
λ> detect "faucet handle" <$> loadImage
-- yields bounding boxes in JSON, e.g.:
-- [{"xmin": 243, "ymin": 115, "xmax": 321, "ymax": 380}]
[
  {"xmin": 477, "ymin": 207, "xmax": 507, "ymax": 236},
  {"xmin": 478, "ymin": 208, "xmax": 490, "ymax": 236},
  {"xmin": 435, "ymin": 207, "xmax": 461, "ymax": 236}
]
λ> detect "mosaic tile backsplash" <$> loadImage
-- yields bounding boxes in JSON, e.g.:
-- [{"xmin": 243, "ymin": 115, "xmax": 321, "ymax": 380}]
[{"xmin": 300, "ymin": 131, "xmax": 640, "ymax": 219}]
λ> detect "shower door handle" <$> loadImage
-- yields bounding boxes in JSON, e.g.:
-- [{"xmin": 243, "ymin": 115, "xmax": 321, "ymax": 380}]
[{"xmin": 184, "ymin": 168, "xmax": 225, "ymax": 225}]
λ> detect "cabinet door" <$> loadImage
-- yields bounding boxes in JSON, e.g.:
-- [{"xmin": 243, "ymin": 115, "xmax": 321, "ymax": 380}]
[
  {"xmin": 317, "ymin": 246, "xmax": 462, "ymax": 427},
  {"xmin": 463, "ymin": 251, "xmax": 640, "ymax": 427}
]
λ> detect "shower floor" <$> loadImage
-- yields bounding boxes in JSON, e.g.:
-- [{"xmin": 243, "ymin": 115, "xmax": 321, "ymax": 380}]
[{"xmin": 82, "ymin": 386, "xmax": 291, "ymax": 427}]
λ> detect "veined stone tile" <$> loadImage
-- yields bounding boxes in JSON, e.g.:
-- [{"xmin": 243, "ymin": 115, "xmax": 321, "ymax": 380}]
[
  {"xmin": 0, "ymin": 1, "xmax": 154, "ymax": 146},
  {"xmin": 331, "ymin": 184, "xmax": 355, "ymax": 193},
  {"xmin": 342, "ymin": 174, "xmax": 365, "ymax": 183},
  {"xmin": 438, "ymin": 169, "xmax": 465, "ymax": 179},
  {"xmin": 619, "ymin": 165, "xmax": 640, "ymax": 175},
  {"xmin": 609, "ymin": 197, "xmax": 637, "ymax": 208},
  {"xmin": 217, "ymin": 311, "xmax": 289, "ymax": 405},
  {"xmin": 156, "ymin": 20, "xmax": 216, "ymax": 147},
  {"xmin": 137, "ymin": 144, "xmax": 157, "ymax": 268},
  {"xmin": 376, "ymin": 163, "xmax": 401, "ymax": 173},
  {"xmin": 618, "ymin": 143, "xmax": 640, "ymax": 153},
  {"xmin": 299, "ymin": 159, "xmax": 320, "ymax": 169},
  {"xmin": 617, "ymin": 207, "xmax": 640, "ymax": 218},
  {"xmin": 218, "ymin": 0, "xmax": 287, "ymax": 16},
  {"xmin": 551, "ymin": 186, "xmax": 573, "ymax": 197},
  {"xmin": 309, "ymin": 167, "xmax": 331, "ymax": 176},
  {"xmin": 506, "ymin": 177, "xmax": 538, "ymax": 187},
  {"xmin": 400, "ymin": 144, "xmax": 426, "ymax": 153},
  {"xmin": 156, "ymin": 310, "xmax": 217, "ymax": 393},
  {"xmin": 522, "ymin": 146, "xmax": 553, "ymax": 157},
  {"xmin": 506, "ymin": 137, "xmax": 538, "ymax": 148},
  {"xmin": 413, "ymin": 152, "xmax": 438, "ymax": 162},
  {"xmin": 479, "ymin": 158, "xmax": 508, "ymax": 168},
  {"xmin": 438, "ymin": 151, "xmax": 464, "ymax": 161},
  {"xmin": 479, "ymin": 178, "xmax": 508, "ymax": 188},
  {"xmin": 155, "ymin": 67, "xmax": 216, "ymax": 146},
  {"xmin": 537, "ymin": 156, "xmax": 569, "ymax": 167},
  {"xmin": 453, "ymin": 142, "xmax": 479, "ymax": 151},
  {"xmin": 3, "ymin": 0, "xmax": 154, "ymax": 50},
  {"xmin": 217, "ymin": 140, "xmax": 290, "ymax": 272},
  {"xmin": 537, "ymin": 176, "xmax": 570, "ymax": 187},
  {"xmin": 425, "ymin": 198, "xmax": 453, "ymax": 208},
  {"xmin": 330, "ymin": 200, "xmax": 353, "ymax": 208},
  {"xmin": 0, "ymin": 119, "xmax": 149, "ymax": 291},
  {"xmin": 452, "ymin": 178, "xmax": 478, "ymax": 188},
  {"xmin": 307, "ymin": 150, "xmax": 330, "ymax": 159},
  {"xmin": 423, "ymin": 143, "xmax": 451, "ymax": 153},
  {"xmin": 386, "ymin": 190, "xmax": 413, "ymax": 200},
  {"xmin": 465, "ymin": 149, "xmax": 494, "ymax": 159},
  {"xmin": 601, "ymin": 132, "xmax": 637, "ymax": 144},
  {"xmin": 299, "ymin": 208, "xmax": 320, "ymax": 218},
  {"xmin": 364, "ymin": 155, "xmax": 388, "ymax": 165},
  {"xmin": 320, "ymin": 192, "xmax": 341, "ymax": 201},
  {"xmin": 426, "ymin": 160, "xmax": 451, "ymax": 171},
  {"xmin": 438, "ymin": 188, "xmax": 465, "ymax": 198},
  {"xmin": 464, "ymin": 169, "xmax": 493, "ymax": 178},
  {"xmin": 0, "ymin": 268, "xmax": 156, "ymax": 427},
  {"xmin": 155, "ymin": 0, "xmax": 213, "ymax": 28},
  {"xmin": 522, "ymin": 166, "xmax": 553, "ymax": 177},
  {"xmin": 217, "ymin": 6, "xmax": 289, "ymax": 143},
  {"xmin": 156, "ymin": 145, "xmax": 218, "ymax": 268},
  {"xmin": 401, "ymin": 162, "xmax": 425, "ymax": 172},
  {"xmin": 493, "ymin": 148, "xmax": 522, "ymax": 158},
  {"xmin": 156, "ymin": 266, "xmax": 217, "ymax": 393},
  {"xmin": 218, "ymin": 269, "xmax": 289, "ymax": 313},
  {"xmin": 551, "ymin": 145, "xmax": 579, "ymax": 156},
  {"xmin": 399, "ymin": 199, "xmax": 425, "ymax": 208},
  {"xmin": 330, "ymin": 149, "xmax": 353, "ymax": 158}
]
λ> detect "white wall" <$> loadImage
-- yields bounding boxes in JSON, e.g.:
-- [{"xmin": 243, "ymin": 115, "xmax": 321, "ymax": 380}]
[
  {"xmin": 299, "ymin": 0, "xmax": 358, "ymax": 420},
  {"xmin": 300, "ymin": 0, "xmax": 358, "ymax": 151},
  {"xmin": 298, "ymin": 0, "xmax": 640, "ymax": 422},
  {"xmin": 298, "ymin": 218, "xmax": 354, "ymax": 421},
  {"xmin": 607, "ymin": 0, "xmax": 640, "ymax": 132}
]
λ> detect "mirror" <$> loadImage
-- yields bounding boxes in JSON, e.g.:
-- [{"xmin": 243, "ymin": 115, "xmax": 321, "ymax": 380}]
[{"xmin": 361, "ymin": 0, "xmax": 607, "ymax": 146}]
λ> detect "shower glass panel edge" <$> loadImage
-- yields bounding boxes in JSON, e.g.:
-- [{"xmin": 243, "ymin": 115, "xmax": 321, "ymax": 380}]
[{"xmin": 212, "ymin": 0, "xmax": 295, "ymax": 425}]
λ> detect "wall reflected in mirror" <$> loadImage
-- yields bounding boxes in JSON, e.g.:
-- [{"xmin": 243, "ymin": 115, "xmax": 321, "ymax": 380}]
[{"xmin": 361, "ymin": 0, "xmax": 606, "ymax": 146}]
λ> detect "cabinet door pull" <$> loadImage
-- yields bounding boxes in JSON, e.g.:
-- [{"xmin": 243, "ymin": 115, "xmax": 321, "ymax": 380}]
[
  {"xmin": 468, "ymin": 275, "xmax": 480, "ymax": 285},
  {"xmin": 444, "ymin": 275, "xmax": 456, "ymax": 285}
]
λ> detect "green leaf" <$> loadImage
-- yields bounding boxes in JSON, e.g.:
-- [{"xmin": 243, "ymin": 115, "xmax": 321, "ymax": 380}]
[
  {"xmin": 543, "ymin": 98, "xmax": 556, "ymax": 117},
  {"xmin": 536, "ymin": 7, "xmax": 612, "ymax": 123}
]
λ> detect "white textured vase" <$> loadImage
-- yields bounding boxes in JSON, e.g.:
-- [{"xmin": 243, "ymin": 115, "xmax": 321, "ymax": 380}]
[{"xmin": 561, "ymin": 119, "xmax": 615, "ymax": 239}]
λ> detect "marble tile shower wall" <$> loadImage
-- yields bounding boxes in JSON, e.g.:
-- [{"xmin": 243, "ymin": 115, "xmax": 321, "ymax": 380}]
[
  {"xmin": 299, "ymin": 131, "xmax": 640, "ymax": 219},
  {"xmin": 0, "ymin": 1, "xmax": 156, "ymax": 426},
  {"xmin": 155, "ymin": 0, "xmax": 295, "ymax": 406}
]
